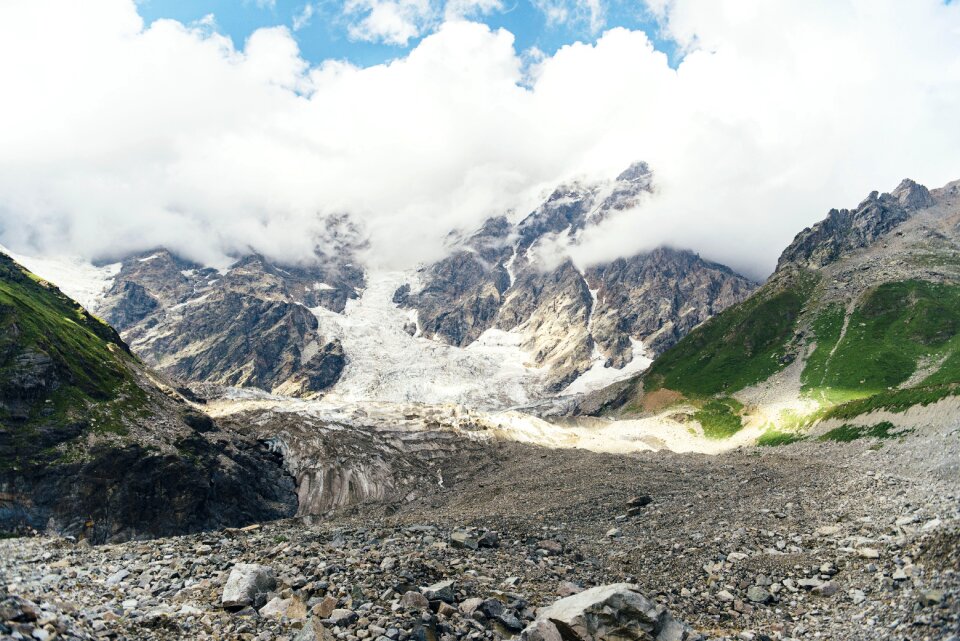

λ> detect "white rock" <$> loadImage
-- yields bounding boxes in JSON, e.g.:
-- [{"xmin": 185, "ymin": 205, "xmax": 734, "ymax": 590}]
[{"xmin": 221, "ymin": 564, "xmax": 276, "ymax": 608}]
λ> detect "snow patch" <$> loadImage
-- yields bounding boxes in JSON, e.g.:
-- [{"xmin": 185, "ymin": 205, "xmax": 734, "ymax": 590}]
[
  {"xmin": 309, "ymin": 271, "xmax": 547, "ymax": 408},
  {"xmin": 561, "ymin": 339, "xmax": 652, "ymax": 396},
  {"xmin": 0, "ymin": 245, "xmax": 119, "ymax": 312},
  {"xmin": 313, "ymin": 282, "xmax": 335, "ymax": 291}
]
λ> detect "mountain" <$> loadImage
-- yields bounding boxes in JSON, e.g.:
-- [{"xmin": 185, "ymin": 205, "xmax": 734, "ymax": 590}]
[
  {"xmin": 97, "ymin": 249, "xmax": 361, "ymax": 397},
  {"xmin": 396, "ymin": 162, "xmax": 757, "ymax": 390},
  {"xmin": 0, "ymin": 251, "xmax": 296, "ymax": 542},
  {"xmin": 3, "ymin": 164, "xmax": 754, "ymax": 405},
  {"xmin": 590, "ymin": 177, "xmax": 960, "ymax": 438}
]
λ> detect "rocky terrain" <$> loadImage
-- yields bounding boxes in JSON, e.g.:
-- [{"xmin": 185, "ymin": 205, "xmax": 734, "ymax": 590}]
[
  {"xmin": 397, "ymin": 162, "xmax": 756, "ymax": 390},
  {"xmin": 1, "ymin": 415, "xmax": 957, "ymax": 641},
  {"xmin": 0, "ymin": 252, "xmax": 297, "ymax": 542}
]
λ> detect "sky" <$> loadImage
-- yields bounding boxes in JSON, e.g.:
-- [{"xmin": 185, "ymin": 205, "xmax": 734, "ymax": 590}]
[{"xmin": 0, "ymin": 0, "xmax": 958, "ymax": 279}]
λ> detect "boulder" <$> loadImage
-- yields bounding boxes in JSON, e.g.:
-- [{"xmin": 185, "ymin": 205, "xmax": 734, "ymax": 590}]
[
  {"xmin": 295, "ymin": 618, "xmax": 336, "ymax": 641},
  {"xmin": 421, "ymin": 580, "xmax": 455, "ymax": 603},
  {"xmin": 221, "ymin": 564, "xmax": 276, "ymax": 609},
  {"xmin": 326, "ymin": 609, "xmax": 358, "ymax": 627},
  {"xmin": 520, "ymin": 583, "xmax": 694, "ymax": 641},
  {"xmin": 260, "ymin": 596, "xmax": 307, "ymax": 620},
  {"xmin": 450, "ymin": 530, "xmax": 479, "ymax": 550}
]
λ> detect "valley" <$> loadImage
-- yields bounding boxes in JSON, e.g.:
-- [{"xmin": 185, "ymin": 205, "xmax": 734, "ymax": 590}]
[{"xmin": 1, "ymin": 175, "xmax": 959, "ymax": 641}]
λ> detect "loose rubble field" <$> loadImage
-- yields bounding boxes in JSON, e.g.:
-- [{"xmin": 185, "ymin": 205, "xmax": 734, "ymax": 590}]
[{"xmin": 2, "ymin": 425, "xmax": 958, "ymax": 641}]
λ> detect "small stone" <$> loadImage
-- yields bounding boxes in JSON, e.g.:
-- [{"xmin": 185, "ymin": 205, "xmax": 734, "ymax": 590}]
[
  {"xmin": 401, "ymin": 591, "xmax": 430, "ymax": 611},
  {"xmin": 858, "ymin": 548, "xmax": 880, "ymax": 559},
  {"xmin": 326, "ymin": 609, "xmax": 358, "ymax": 627},
  {"xmin": 746, "ymin": 586, "xmax": 771, "ymax": 604},
  {"xmin": 920, "ymin": 590, "xmax": 944, "ymax": 606},
  {"xmin": 105, "ymin": 569, "xmax": 130, "ymax": 586},
  {"xmin": 605, "ymin": 528, "xmax": 621, "ymax": 538},
  {"xmin": 797, "ymin": 578, "xmax": 823, "ymax": 590},
  {"xmin": 459, "ymin": 598, "xmax": 484, "ymax": 615},
  {"xmin": 478, "ymin": 531, "xmax": 500, "ymax": 548},
  {"xmin": 313, "ymin": 595, "xmax": 338, "ymax": 618},
  {"xmin": 812, "ymin": 582, "xmax": 838, "ymax": 597},
  {"xmin": 536, "ymin": 540, "xmax": 563, "ymax": 555},
  {"xmin": 717, "ymin": 590, "xmax": 735, "ymax": 603},
  {"xmin": 450, "ymin": 530, "xmax": 479, "ymax": 550}
]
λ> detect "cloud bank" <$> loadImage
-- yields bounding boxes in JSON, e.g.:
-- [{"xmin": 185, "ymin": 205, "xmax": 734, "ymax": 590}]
[{"xmin": 0, "ymin": 0, "xmax": 958, "ymax": 278}]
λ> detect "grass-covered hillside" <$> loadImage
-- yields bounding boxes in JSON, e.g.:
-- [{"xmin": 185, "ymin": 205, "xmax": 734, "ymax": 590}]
[
  {"xmin": 0, "ymin": 252, "xmax": 296, "ymax": 541},
  {"xmin": 598, "ymin": 178, "xmax": 960, "ymax": 440},
  {"xmin": 0, "ymin": 251, "xmax": 148, "ymax": 436},
  {"xmin": 643, "ymin": 269, "xmax": 819, "ymax": 397}
]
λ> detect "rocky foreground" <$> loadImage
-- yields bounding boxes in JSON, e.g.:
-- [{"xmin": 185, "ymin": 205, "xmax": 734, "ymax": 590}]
[{"xmin": 1, "ymin": 428, "xmax": 958, "ymax": 641}]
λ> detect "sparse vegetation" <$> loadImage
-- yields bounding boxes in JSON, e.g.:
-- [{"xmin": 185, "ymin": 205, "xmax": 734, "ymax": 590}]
[
  {"xmin": 694, "ymin": 397, "xmax": 744, "ymax": 439},
  {"xmin": 757, "ymin": 429, "xmax": 806, "ymax": 447},
  {"xmin": 821, "ymin": 383, "xmax": 960, "ymax": 421},
  {"xmin": 819, "ymin": 421, "xmax": 912, "ymax": 442}
]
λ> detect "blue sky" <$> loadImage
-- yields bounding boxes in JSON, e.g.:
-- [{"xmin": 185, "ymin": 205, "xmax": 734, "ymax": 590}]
[{"xmin": 136, "ymin": 0, "xmax": 679, "ymax": 68}]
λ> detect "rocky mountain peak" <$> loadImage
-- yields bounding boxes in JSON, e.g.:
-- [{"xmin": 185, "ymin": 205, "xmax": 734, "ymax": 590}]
[
  {"xmin": 516, "ymin": 161, "xmax": 654, "ymax": 252},
  {"xmin": 891, "ymin": 178, "xmax": 935, "ymax": 210},
  {"xmin": 397, "ymin": 163, "xmax": 753, "ymax": 390},
  {"xmin": 776, "ymin": 178, "xmax": 935, "ymax": 272}
]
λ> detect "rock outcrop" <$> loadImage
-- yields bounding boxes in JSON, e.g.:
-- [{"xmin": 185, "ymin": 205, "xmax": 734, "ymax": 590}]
[
  {"xmin": 776, "ymin": 178, "xmax": 934, "ymax": 271},
  {"xmin": 96, "ymin": 249, "xmax": 361, "ymax": 396},
  {"xmin": 0, "ymin": 252, "xmax": 297, "ymax": 542}
]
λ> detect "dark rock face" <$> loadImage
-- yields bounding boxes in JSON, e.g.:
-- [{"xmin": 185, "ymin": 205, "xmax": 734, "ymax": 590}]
[
  {"xmin": 97, "ymin": 248, "xmax": 361, "ymax": 396},
  {"xmin": 587, "ymin": 248, "xmax": 758, "ymax": 363},
  {"xmin": 0, "ymin": 251, "xmax": 298, "ymax": 542},
  {"xmin": 396, "ymin": 162, "xmax": 755, "ymax": 388},
  {"xmin": 776, "ymin": 179, "xmax": 934, "ymax": 271},
  {"xmin": 2, "ymin": 431, "xmax": 297, "ymax": 543}
]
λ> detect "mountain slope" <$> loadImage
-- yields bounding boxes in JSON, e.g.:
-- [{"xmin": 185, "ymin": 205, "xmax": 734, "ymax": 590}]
[
  {"xmin": 397, "ymin": 162, "xmax": 757, "ymax": 390},
  {"xmin": 0, "ymin": 252, "xmax": 296, "ymax": 541},
  {"xmin": 97, "ymin": 249, "xmax": 358, "ymax": 396},
  {"xmin": 593, "ymin": 177, "xmax": 960, "ymax": 433}
]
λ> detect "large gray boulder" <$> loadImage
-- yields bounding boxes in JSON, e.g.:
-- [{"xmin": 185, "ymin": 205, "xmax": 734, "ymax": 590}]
[
  {"xmin": 521, "ymin": 583, "xmax": 694, "ymax": 641},
  {"xmin": 221, "ymin": 564, "xmax": 276, "ymax": 608}
]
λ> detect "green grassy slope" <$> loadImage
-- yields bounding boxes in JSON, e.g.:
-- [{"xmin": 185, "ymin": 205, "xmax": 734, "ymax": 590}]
[
  {"xmin": 803, "ymin": 281, "xmax": 960, "ymax": 395},
  {"xmin": 0, "ymin": 252, "xmax": 148, "ymax": 445},
  {"xmin": 643, "ymin": 270, "xmax": 820, "ymax": 397},
  {"xmin": 604, "ymin": 274, "xmax": 960, "ymax": 430}
]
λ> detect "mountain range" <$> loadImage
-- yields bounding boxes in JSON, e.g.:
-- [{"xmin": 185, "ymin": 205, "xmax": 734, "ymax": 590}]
[{"xmin": 2, "ymin": 172, "xmax": 958, "ymax": 641}]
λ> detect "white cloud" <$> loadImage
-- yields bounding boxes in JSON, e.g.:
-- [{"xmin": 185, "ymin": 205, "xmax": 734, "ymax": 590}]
[
  {"xmin": 344, "ymin": 0, "xmax": 437, "ymax": 45},
  {"xmin": 0, "ymin": 0, "xmax": 958, "ymax": 279},
  {"xmin": 532, "ymin": 0, "xmax": 605, "ymax": 32},
  {"xmin": 445, "ymin": 0, "xmax": 504, "ymax": 21},
  {"xmin": 292, "ymin": 3, "xmax": 316, "ymax": 31}
]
